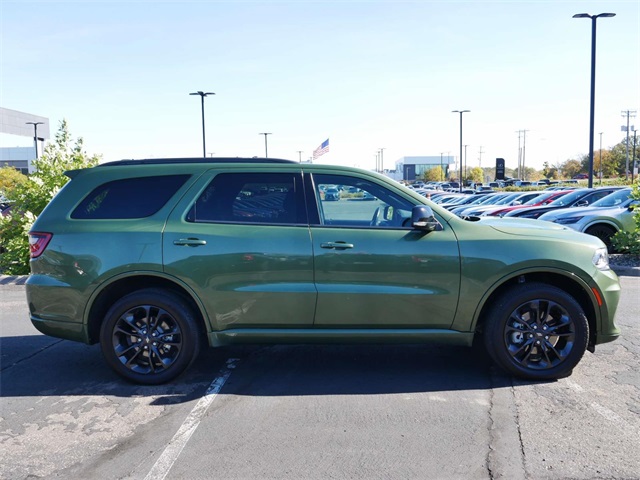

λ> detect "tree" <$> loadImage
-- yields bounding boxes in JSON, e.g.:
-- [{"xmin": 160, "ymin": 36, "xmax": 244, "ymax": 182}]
[
  {"xmin": 560, "ymin": 159, "xmax": 582, "ymax": 179},
  {"xmin": 0, "ymin": 166, "xmax": 27, "ymax": 198},
  {"xmin": 468, "ymin": 166, "xmax": 483, "ymax": 184},
  {"xmin": 424, "ymin": 166, "xmax": 444, "ymax": 182},
  {"xmin": 0, "ymin": 120, "xmax": 100, "ymax": 274}
]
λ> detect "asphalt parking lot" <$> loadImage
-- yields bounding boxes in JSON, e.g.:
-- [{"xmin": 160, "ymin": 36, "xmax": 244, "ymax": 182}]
[{"xmin": 1, "ymin": 272, "xmax": 638, "ymax": 480}]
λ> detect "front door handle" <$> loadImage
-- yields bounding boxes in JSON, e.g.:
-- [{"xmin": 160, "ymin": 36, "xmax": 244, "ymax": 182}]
[
  {"xmin": 173, "ymin": 238, "xmax": 207, "ymax": 246},
  {"xmin": 320, "ymin": 241, "xmax": 354, "ymax": 250}
]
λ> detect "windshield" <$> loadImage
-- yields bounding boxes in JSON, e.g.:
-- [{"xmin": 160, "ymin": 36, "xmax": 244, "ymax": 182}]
[
  {"xmin": 549, "ymin": 189, "xmax": 588, "ymax": 206},
  {"xmin": 591, "ymin": 188, "xmax": 632, "ymax": 207},
  {"xmin": 494, "ymin": 193, "xmax": 521, "ymax": 205}
]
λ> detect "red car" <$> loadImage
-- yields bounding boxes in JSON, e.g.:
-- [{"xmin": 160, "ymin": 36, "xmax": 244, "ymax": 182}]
[
  {"xmin": 573, "ymin": 173, "xmax": 589, "ymax": 179},
  {"xmin": 484, "ymin": 190, "xmax": 573, "ymax": 217}
]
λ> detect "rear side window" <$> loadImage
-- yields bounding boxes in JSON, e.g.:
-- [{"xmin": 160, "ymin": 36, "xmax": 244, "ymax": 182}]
[
  {"xmin": 187, "ymin": 172, "xmax": 305, "ymax": 224},
  {"xmin": 71, "ymin": 175, "xmax": 189, "ymax": 219}
]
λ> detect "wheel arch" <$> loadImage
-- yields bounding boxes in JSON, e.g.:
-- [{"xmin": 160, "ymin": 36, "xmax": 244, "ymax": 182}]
[
  {"xmin": 474, "ymin": 271, "xmax": 598, "ymax": 349},
  {"xmin": 583, "ymin": 218, "xmax": 621, "ymax": 232},
  {"xmin": 85, "ymin": 273, "xmax": 209, "ymax": 345}
]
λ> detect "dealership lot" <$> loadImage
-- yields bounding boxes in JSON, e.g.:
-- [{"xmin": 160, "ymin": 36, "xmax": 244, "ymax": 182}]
[{"xmin": 1, "ymin": 275, "xmax": 639, "ymax": 480}]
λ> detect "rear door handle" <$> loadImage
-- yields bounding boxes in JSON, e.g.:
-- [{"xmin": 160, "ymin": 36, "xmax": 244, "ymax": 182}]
[
  {"xmin": 320, "ymin": 242, "xmax": 354, "ymax": 250},
  {"xmin": 173, "ymin": 238, "xmax": 207, "ymax": 246}
]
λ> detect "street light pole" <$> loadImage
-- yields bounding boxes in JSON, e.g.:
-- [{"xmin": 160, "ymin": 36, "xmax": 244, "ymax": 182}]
[
  {"xmin": 452, "ymin": 110, "xmax": 470, "ymax": 192},
  {"xmin": 189, "ymin": 91, "xmax": 215, "ymax": 158},
  {"xmin": 25, "ymin": 121, "xmax": 44, "ymax": 159},
  {"xmin": 573, "ymin": 12, "xmax": 615, "ymax": 188},
  {"xmin": 259, "ymin": 133, "xmax": 272, "ymax": 157},
  {"xmin": 440, "ymin": 152, "xmax": 444, "ymax": 182}
]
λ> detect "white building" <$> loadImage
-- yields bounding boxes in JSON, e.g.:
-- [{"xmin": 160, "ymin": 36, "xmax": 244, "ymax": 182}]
[{"xmin": 0, "ymin": 107, "xmax": 50, "ymax": 174}]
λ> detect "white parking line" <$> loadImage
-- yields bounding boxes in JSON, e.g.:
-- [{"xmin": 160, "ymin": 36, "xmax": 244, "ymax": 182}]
[{"xmin": 144, "ymin": 358, "xmax": 239, "ymax": 480}]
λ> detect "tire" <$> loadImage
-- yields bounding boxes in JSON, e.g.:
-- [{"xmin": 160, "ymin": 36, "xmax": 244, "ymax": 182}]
[
  {"xmin": 100, "ymin": 288, "xmax": 201, "ymax": 385},
  {"xmin": 483, "ymin": 282, "xmax": 589, "ymax": 380},
  {"xmin": 585, "ymin": 224, "xmax": 616, "ymax": 253}
]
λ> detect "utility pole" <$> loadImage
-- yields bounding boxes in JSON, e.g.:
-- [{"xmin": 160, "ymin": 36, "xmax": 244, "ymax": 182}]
[
  {"xmin": 621, "ymin": 110, "xmax": 637, "ymax": 180},
  {"xmin": 297, "ymin": 150, "xmax": 303, "ymax": 163},
  {"xmin": 463, "ymin": 145, "xmax": 469, "ymax": 184},
  {"xmin": 478, "ymin": 146, "xmax": 484, "ymax": 168},
  {"xmin": 440, "ymin": 152, "xmax": 444, "ymax": 181},
  {"xmin": 378, "ymin": 148, "xmax": 386, "ymax": 173},
  {"xmin": 598, "ymin": 132, "xmax": 603, "ymax": 185},
  {"xmin": 515, "ymin": 130, "xmax": 529, "ymax": 179}
]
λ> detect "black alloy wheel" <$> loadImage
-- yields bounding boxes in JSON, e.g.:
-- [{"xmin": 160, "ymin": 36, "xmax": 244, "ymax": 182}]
[
  {"xmin": 483, "ymin": 282, "xmax": 589, "ymax": 380},
  {"xmin": 100, "ymin": 289, "xmax": 201, "ymax": 384},
  {"xmin": 585, "ymin": 224, "xmax": 616, "ymax": 253}
]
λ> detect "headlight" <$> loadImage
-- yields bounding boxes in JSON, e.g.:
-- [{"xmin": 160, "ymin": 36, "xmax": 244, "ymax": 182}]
[
  {"xmin": 555, "ymin": 216, "xmax": 584, "ymax": 225},
  {"xmin": 592, "ymin": 247, "xmax": 610, "ymax": 271}
]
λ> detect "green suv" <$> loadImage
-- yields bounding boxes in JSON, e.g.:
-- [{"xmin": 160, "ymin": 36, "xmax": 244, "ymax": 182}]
[{"xmin": 26, "ymin": 158, "xmax": 621, "ymax": 384}]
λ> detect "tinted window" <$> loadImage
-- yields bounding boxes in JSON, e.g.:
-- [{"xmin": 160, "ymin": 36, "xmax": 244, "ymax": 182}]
[
  {"xmin": 187, "ymin": 172, "xmax": 305, "ymax": 225},
  {"xmin": 71, "ymin": 175, "xmax": 189, "ymax": 219}
]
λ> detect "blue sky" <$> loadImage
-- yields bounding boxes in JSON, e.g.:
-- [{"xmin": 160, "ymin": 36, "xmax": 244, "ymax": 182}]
[{"xmin": 1, "ymin": 0, "xmax": 639, "ymax": 172}]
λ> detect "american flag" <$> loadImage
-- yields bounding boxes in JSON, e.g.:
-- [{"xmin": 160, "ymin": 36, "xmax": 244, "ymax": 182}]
[{"xmin": 313, "ymin": 138, "xmax": 329, "ymax": 159}]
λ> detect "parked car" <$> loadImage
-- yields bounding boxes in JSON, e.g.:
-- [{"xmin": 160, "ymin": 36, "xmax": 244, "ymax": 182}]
[
  {"xmin": 573, "ymin": 173, "xmax": 589, "ymax": 179},
  {"xmin": 503, "ymin": 187, "xmax": 622, "ymax": 219},
  {"xmin": 324, "ymin": 186, "xmax": 341, "ymax": 201},
  {"xmin": 26, "ymin": 157, "xmax": 620, "ymax": 384},
  {"xmin": 538, "ymin": 188, "xmax": 638, "ymax": 252},
  {"xmin": 484, "ymin": 190, "xmax": 574, "ymax": 217}
]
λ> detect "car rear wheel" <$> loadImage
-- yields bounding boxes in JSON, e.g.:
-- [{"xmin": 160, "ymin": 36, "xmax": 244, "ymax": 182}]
[
  {"xmin": 585, "ymin": 224, "xmax": 616, "ymax": 253},
  {"xmin": 483, "ymin": 282, "xmax": 589, "ymax": 380},
  {"xmin": 100, "ymin": 288, "xmax": 201, "ymax": 384}
]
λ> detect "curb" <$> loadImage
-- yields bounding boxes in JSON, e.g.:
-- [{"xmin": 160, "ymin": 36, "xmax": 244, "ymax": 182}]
[{"xmin": 0, "ymin": 275, "xmax": 28, "ymax": 285}]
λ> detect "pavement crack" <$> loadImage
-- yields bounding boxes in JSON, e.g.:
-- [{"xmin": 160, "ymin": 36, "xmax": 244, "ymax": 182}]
[{"xmin": 0, "ymin": 339, "xmax": 65, "ymax": 372}]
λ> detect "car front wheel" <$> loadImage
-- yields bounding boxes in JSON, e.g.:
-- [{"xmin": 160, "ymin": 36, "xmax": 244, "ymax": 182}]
[
  {"xmin": 483, "ymin": 282, "xmax": 589, "ymax": 380},
  {"xmin": 100, "ymin": 288, "xmax": 201, "ymax": 384}
]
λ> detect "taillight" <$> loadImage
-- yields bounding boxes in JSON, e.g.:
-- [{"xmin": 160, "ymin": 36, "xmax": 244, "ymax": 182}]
[{"xmin": 28, "ymin": 232, "xmax": 53, "ymax": 258}]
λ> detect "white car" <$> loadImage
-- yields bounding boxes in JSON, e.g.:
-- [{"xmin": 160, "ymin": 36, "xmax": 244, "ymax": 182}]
[{"xmin": 538, "ymin": 188, "xmax": 638, "ymax": 251}]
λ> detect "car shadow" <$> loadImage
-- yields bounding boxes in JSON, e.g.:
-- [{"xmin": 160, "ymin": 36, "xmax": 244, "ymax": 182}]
[{"xmin": 0, "ymin": 336, "xmax": 547, "ymax": 403}]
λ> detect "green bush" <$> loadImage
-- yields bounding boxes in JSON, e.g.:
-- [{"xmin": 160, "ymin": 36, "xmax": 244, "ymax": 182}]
[
  {"xmin": 0, "ymin": 120, "xmax": 100, "ymax": 275},
  {"xmin": 611, "ymin": 180, "xmax": 640, "ymax": 255}
]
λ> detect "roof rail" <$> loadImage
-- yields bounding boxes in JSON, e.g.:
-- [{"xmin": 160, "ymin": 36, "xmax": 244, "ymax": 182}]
[{"xmin": 98, "ymin": 157, "xmax": 298, "ymax": 167}]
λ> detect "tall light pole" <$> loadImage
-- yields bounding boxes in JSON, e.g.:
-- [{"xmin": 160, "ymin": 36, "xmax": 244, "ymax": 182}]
[
  {"xmin": 259, "ymin": 133, "xmax": 272, "ymax": 157},
  {"xmin": 452, "ymin": 110, "xmax": 470, "ymax": 191},
  {"xmin": 297, "ymin": 150, "xmax": 303, "ymax": 162},
  {"xmin": 572, "ymin": 12, "xmax": 615, "ymax": 188},
  {"xmin": 25, "ymin": 121, "xmax": 44, "ymax": 159},
  {"xmin": 440, "ymin": 152, "xmax": 444, "ymax": 181},
  {"xmin": 189, "ymin": 91, "xmax": 215, "ymax": 158}
]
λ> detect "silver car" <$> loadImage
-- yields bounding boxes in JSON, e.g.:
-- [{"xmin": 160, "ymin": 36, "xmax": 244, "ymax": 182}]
[{"xmin": 538, "ymin": 188, "xmax": 638, "ymax": 251}]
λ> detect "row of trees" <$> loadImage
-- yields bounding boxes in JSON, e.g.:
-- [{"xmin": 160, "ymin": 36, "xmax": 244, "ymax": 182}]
[{"xmin": 422, "ymin": 135, "xmax": 639, "ymax": 185}]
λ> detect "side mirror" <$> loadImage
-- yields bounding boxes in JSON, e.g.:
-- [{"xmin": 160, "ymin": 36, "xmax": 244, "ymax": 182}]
[
  {"xmin": 411, "ymin": 205, "xmax": 441, "ymax": 232},
  {"xmin": 628, "ymin": 200, "xmax": 640, "ymax": 211}
]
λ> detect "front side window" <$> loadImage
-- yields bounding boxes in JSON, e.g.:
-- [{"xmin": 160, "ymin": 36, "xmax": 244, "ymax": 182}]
[
  {"xmin": 312, "ymin": 174, "xmax": 413, "ymax": 228},
  {"xmin": 71, "ymin": 175, "xmax": 190, "ymax": 219},
  {"xmin": 187, "ymin": 172, "xmax": 305, "ymax": 225}
]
